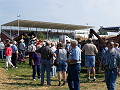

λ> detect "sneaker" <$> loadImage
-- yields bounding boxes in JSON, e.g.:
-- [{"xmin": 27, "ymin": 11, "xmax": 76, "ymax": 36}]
[
  {"xmin": 62, "ymin": 81, "xmax": 66, "ymax": 86},
  {"xmin": 58, "ymin": 81, "xmax": 61, "ymax": 86},
  {"xmin": 33, "ymin": 79, "xmax": 36, "ymax": 81},
  {"xmin": 40, "ymin": 84, "xmax": 44, "ymax": 86},
  {"xmin": 88, "ymin": 78, "xmax": 90, "ymax": 81},
  {"xmin": 12, "ymin": 66, "xmax": 15, "ymax": 68},
  {"xmin": 87, "ymin": 77, "xmax": 90, "ymax": 81},
  {"xmin": 5, "ymin": 68, "xmax": 8, "ymax": 70},
  {"xmin": 47, "ymin": 83, "xmax": 51, "ymax": 86},
  {"xmin": 93, "ymin": 77, "xmax": 96, "ymax": 81},
  {"xmin": 51, "ymin": 76, "xmax": 55, "ymax": 77},
  {"xmin": 102, "ymin": 79, "xmax": 106, "ymax": 82}
]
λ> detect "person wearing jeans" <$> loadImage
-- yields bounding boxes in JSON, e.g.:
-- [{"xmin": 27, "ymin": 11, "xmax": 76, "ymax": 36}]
[
  {"xmin": 31, "ymin": 52, "xmax": 41, "ymax": 80},
  {"xmin": 36, "ymin": 41, "xmax": 54, "ymax": 85},
  {"xmin": 66, "ymin": 40, "xmax": 81, "ymax": 90},
  {"xmin": 102, "ymin": 41, "xmax": 120, "ymax": 90},
  {"xmin": 40, "ymin": 59, "xmax": 51, "ymax": 85},
  {"xmin": 50, "ymin": 42, "xmax": 57, "ymax": 77},
  {"xmin": 11, "ymin": 41, "xmax": 18, "ymax": 68}
]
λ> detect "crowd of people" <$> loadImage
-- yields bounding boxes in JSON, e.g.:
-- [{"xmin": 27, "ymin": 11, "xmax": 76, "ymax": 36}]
[{"xmin": 0, "ymin": 36, "xmax": 120, "ymax": 90}]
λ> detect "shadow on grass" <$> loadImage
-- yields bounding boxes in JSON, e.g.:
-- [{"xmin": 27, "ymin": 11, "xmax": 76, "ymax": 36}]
[
  {"xmin": 8, "ymin": 78, "xmax": 31, "ymax": 80},
  {"xmin": 19, "ymin": 75, "xmax": 31, "ymax": 77},
  {"xmin": 80, "ymin": 80, "xmax": 104, "ymax": 83},
  {"xmin": 2, "ymin": 82, "xmax": 58, "ymax": 87},
  {"xmin": 0, "ymin": 61, "xmax": 5, "ymax": 63},
  {"xmin": 2, "ymin": 82, "xmax": 40, "ymax": 86}
]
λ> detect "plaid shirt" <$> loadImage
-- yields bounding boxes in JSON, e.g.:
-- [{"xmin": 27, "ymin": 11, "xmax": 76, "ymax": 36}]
[{"xmin": 102, "ymin": 49, "xmax": 120, "ymax": 70}]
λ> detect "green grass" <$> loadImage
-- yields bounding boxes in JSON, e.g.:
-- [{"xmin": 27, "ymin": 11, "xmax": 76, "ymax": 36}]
[{"xmin": 0, "ymin": 59, "xmax": 120, "ymax": 90}]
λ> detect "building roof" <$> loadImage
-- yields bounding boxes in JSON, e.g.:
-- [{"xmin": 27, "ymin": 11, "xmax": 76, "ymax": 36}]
[
  {"xmin": 1, "ymin": 19, "xmax": 93, "ymax": 30},
  {"xmin": 102, "ymin": 27, "xmax": 120, "ymax": 32}
]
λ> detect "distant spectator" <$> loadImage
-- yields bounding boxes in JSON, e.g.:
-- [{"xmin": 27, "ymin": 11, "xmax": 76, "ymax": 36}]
[
  {"xmin": 31, "ymin": 52, "xmax": 41, "ymax": 81},
  {"xmin": 11, "ymin": 41, "xmax": 18, "ymax": 68},
  {"xmin": 5, "ymin": 44, "xmax": 15, "ymax": 70},
  {"xmin": 65, "ymin": 40, "xmax": 71, "ymax": 59},
  {"xmin": 5, "ymin": 39, "xmax": 10, "ymax": 47},
  {"xmin": 24, "ymin": 34, "xmax": 30, "ymax": 49},
  {"xmin": 114, "ymin": 43, "xmax": 120, "ymax": 53},
  {"xmin": 0, "ymin": 41, "xmax": 5, "ymax": 60},
  {"xmin": 50, "ymin": 42, "xmax": 57, "ymax": 77},
  {"xmin": 36, "ymin": 39, "xmax": 43, "ymax": 49},
  {"xmin": 78, "ymin": 40, "xmax": 81, "ymax": 49},
  {"xmin": 19, "ymin": 39, "xmax": 26, "ymax": 58},
  {"xmin": 28, "ymin": 43, "xmax": 36, "ymax": 66}
]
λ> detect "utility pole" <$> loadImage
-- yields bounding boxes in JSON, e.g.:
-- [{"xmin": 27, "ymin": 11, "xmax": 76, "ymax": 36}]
[{"xmin": 17, "ymin": 15, "xmax": 20, "ymax": 36}]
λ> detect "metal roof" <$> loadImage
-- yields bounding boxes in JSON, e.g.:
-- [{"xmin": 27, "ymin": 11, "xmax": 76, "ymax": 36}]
[
  {"xmin": 1, "ymin": 20, "xmax": 93, "ymax": 30},
  {"xmin": 102, "ymin": 27, "xmax": 120, "ymax": 32}
]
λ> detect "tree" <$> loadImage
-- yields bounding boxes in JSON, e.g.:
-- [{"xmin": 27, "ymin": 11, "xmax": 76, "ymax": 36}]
[
  {"xmin": 36, "ymin": 31, "xmax": 45, "ymax": 40},
  {"xmin": 98, "ymin": 28, "xmax": 108, "ymax": 35}
]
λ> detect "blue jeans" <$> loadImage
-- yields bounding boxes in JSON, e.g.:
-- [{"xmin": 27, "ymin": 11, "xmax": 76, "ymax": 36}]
[
  {"xmin": 20, "ymin": 50, "xmax": 25, "ymax": 58},
  {"xmin": 51, "ymin": 65, "xmax": 56, "ymax": 76},
  {"xmin": 32, "ymin": 65, "xmax": 41, "ymax": 79},
  {"xmin": 105, "ymin": 69, "xmax": 117, "ymax": 90},
  {"xmin": 67, "ymin": 64, "xmax": 81, "ymax": 90},
  {"xmin": 0, "ymin": 49, "xmax": 4, "ymax": 59},
  {"xmin": 41, "ymin": 59, "xmax": 51, "ymax": 85}
]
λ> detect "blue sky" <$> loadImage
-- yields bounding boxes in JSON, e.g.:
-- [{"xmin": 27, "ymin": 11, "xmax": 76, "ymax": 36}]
[{"xmin": 1, "ymin": 0, "xmax": 120, "ymax": 31}]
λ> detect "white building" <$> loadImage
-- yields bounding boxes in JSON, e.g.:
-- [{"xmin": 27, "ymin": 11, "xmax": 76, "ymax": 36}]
[{"xmin": 74, "ymin": 29, "xmax": 90, "ymax": 38}]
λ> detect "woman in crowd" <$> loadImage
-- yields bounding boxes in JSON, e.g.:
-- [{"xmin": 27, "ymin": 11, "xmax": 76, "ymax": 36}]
[
  {"xmin": 55, "ymin": 42, "xmax": 67, "ymax": 86},
  {"xmin": 5, "ymin": 44, "xmax": 15, "ymax": 70}
]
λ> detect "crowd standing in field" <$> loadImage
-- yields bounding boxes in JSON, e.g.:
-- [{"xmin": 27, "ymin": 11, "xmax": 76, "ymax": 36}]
[{"xmin": 0, "ymin": 35, "xmax": 120, "ymax": 90}]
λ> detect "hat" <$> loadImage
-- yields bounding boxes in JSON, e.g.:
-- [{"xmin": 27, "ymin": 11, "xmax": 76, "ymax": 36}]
[
  {"xmin": 13, "ymin": 41, "xmax": 17, "ymax": 44},
  {"xmin": 39, "ymin": 39, "xmax": 43, "ymax": 42},
  {"xmin": 20, "ymin": 39, "xmax": 24, "ymax": 42}
]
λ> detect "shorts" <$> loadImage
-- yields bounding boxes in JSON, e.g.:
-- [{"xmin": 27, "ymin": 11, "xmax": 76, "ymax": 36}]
[
  {"xmin": 85, "ymin": 56, "xmax": 95, "ymax": 67},
  {"xmin": 58, "ymin": 60, "xmax": 67, "ymax": 71}
]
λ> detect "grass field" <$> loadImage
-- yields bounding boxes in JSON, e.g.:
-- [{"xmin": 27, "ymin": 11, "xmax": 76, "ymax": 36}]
[{"xmin": 0, "ymin": 59, "xmax": 120, "ymax": 90}]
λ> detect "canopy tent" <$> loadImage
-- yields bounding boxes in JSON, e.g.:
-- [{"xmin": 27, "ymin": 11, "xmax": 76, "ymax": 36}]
[{"xmin": 1, "ymin": 19, "xmax": 93, "ymax": 30}]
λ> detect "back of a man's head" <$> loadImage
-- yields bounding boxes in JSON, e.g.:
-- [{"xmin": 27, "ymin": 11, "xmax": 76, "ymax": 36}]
[
  {"xmin": 87, "ymin": 38, "xmax": 93, "ymax": 43},
  {"xmin": 46, "ymin": 41, "xmax": 50, "ymax": 46}
]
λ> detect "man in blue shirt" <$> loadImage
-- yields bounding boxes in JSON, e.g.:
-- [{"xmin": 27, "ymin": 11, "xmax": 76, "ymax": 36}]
[
  {"xmin": 102, "ymin": 41, "xmax": 120, "ymax": 90},
  {"xmin": 66, "ymin": 40, "xmax": 81, "ymax": 90},
  {"xmin": 11, "ymin": 41, "xmax": 18, "ymax": 68}
]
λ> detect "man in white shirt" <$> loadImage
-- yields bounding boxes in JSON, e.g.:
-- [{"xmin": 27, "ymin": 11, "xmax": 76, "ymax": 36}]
[{"xmin": 28, "ymin": 43, "xmax": 36, "ymax": 66}]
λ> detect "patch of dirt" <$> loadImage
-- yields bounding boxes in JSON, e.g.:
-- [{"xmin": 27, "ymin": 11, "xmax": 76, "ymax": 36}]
[{"xmin": 0, "ymin": 68, "xmax": 14, "ymax": 89}]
